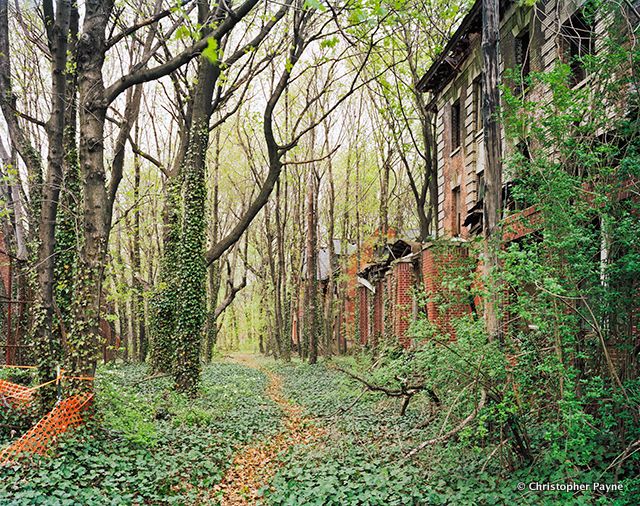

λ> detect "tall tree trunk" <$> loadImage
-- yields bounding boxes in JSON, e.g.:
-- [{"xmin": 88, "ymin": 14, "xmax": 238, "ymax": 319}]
[
  {"xmin": 132, "ymin": 125, "xmax": 147, "ymax": 361},
  {"xmin": 54, "ymin": 2, "xmax": 80, "ymax": 364},
  {"xmin": 275, "ymin": 179, "xmax": 290, "ymax": 360},
  {"xmin": 0, "ymin": 0, "xmax": 42, "ymax": 236},
  {"xmin": 127, "ymin": 220, "xmax": 139, "ymax": 360},
  {"xmin": 71, "ymin": 0, "xmax": 114, "ymax": 388},
  {"xmin": 323, "ymin": 132, "xmax": 336, "ymax": 357},
  {"xmin": 265, "ymin": 204, "xmax": 283, "ymax": 359},
  {"xmin": 173, "ymin": 5, "xmax": 221, "ymax": 392},
  {"xmin": 114, "ymin": 219, "xmax": 129, "ymax": 361},
  {"xmin": 35, "ymin": 0, "xmax": 72, "ymax": 408},
  {"xmin": 481, "ymin": 0, "xmax": 503, "ymax": 342},
  {"xmin": 205, "ymin": 262, "xmax": 221, "ymax": 361},
  {"xmin": 305, "ymin": 169, "xmax": 319, "ymax": 364},
  {"xmin": 204, "ymin": 128, "xmax": 221, "ymax": 362}
]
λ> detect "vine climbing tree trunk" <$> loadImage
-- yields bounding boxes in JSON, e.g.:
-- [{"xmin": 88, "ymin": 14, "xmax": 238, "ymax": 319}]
[
  {"xmin": 54, "ymin": 2, "xmax": 80, "ymax": 362},
  {"xmin": 173, "ymin": 9, "xmax": 221, "ymax": 394}
]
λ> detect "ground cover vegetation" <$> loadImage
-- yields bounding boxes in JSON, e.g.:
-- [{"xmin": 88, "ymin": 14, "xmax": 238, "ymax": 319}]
[
  {"xmin": 0, "ymin": 0, "xmax": 638, "ymax": 504},
  {"xmin": 0, "ymin": 363, "xmax": 280, "ymax": 504}
]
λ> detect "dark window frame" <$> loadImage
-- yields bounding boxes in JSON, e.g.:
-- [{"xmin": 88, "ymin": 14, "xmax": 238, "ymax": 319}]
[
  {"xmin": 560, "ymin": 10, "xmax": 594, "ymax": 87},
  {"xmin": 452, "ymin": 186, "xmax": 462, "ymax": 236},
  {"xmin": 473, "ymin": 76, "xmax": 483, "ymax": 133},
  {"xmin": 514, "ymin": 28, "xmax": 531, "ymax": 94},
  {"xmin": 451, "ymin": 99, "xmax": 461, "ymax": 151}
]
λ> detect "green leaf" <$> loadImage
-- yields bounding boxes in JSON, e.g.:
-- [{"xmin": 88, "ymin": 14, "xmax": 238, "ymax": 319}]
[{"xmin": 202, "ymin": 38, "xmax": 218, "ymax": 64}]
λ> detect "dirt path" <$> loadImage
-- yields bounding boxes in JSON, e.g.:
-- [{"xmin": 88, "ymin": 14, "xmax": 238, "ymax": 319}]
[{"xmin": 213, "ymin": 355, "xmax": 323, "ymax": 505}]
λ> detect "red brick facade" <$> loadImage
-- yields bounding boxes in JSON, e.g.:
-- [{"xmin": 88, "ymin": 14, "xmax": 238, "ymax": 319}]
[
  {"xmin": 393, "ymin": 261, "xmax": 414, "ymax": 348},
  {"xmin": 372, "ymin": 279, "xmax": 384, "ymax": 346},
  {"xmin": 421, "ymin": 243, "xmax": 472, "ymax": 339},
  {"xmin": 358, "ymin": 285, "xmax": 369, "ymax": 345},
  {"xmin": 502, "ymin": 206, "xmax": 542, "ymax": 243}
]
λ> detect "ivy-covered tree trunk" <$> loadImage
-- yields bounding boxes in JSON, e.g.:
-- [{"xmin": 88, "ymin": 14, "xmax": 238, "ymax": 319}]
[
  {"xmin": 53, "ymin": 2, "xmax": 80, "ymax": 374},
  {"xmin": 173, "ymin": 43, "xmax": 220, "ymax": 395},
  {"xmin": 150, "ymin": 179, "xmax": 181, "ymax": 372}
]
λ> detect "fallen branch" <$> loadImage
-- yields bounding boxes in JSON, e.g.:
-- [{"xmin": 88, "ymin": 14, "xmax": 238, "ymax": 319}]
[
  {"xmin": 405, "ymin": 388, "xmax": 487, "ymax": 459},
  {"xmin": 480, "ymin": 438, "xmax": 508, "ymax": 473},
  {"xmin": 130, "ymin": 373, "xmax": 170, "ymax": 387},
  {"xmin": 333, "ymin": 366, "xmax": 439, "ymax": 416}
]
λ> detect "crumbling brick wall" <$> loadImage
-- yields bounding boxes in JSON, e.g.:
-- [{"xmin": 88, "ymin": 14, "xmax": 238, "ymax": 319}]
[
  {"xmin": 372, "ymin": 279, "xmax": 384, "ymax": 347},
  {"xmin": 392, "ymin": 261, "xmax": 414, "ymax": 348},
  {"xmin": 358, "ymin": 285, "xmax": 369, "ymax": 345},
  {"xmin": 421, "ymin": 242, "xmax": 472, "ymax": 340}
]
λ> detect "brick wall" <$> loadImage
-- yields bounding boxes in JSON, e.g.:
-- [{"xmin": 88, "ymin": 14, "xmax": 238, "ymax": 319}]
[
  {"xmin": 421, "ymin": 243, "xmax": 472, "ymax": 339},
  {"xmin": 372, "ymin": 279, "xmax": 384, "ymax": 347},
  {"xmin": 384, "ymin": 271, "xmax": 393, "ymax": 339},
  {"xmin": 358, "ymin": 285, "xmax": 369, "ymax": 345},
  {"xmin": 393, "ymin": 261, "xmax": 414, "ymax": 348},
  {"xmin": 502, "ymin": 205, "xmax": 542, "ymax": 242}
]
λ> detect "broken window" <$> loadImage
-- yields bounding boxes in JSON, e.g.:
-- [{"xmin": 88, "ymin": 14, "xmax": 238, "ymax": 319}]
[
  {"xmin": 473, "ymin": 76, "xmax": 483, "ymax": 133},
  {"xmin": 561, "ymin": 11, "xmax": 594, "ymax": 87},
  {"xmin": 463, "ymin": 171, "xmax": 484, "ymax": 235},
  {"xmin": 515, "ymin": 28, "xmax": 531, "ymax": 93},
  {"xmin": 505, "ymin": 141, "xmax": 532, "ymax": 211},
  {"xmin": 451, "ymin": 99, "xmax": 461, "ymax": 151},
  {"xmin": 516, "ymin": 139, "xmax": 532, "ymax": 163}
]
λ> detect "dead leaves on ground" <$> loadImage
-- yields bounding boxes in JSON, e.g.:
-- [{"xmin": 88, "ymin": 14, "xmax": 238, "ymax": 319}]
[{"xmin": 210, "ymin": 361, "xmax": 324, "ymax": 505}]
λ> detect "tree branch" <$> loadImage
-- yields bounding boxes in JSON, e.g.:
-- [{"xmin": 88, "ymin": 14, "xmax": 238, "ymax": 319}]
[
  {"xmin": 106, "ymin": 0, "xmax": 196, "ymax": 49},
  {"xmin": 405, "ymin": 388, "xmax": 486, "ymax": 458},
  {"xmin": 104, "ymin": 0, "xmax": 264, "ymax": 104}
]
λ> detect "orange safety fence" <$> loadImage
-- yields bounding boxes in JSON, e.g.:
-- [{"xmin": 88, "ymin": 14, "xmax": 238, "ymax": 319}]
[
  {"xmin": 0, "ymin": 393, "xmax": 93, "ymax": 465},
  {"xmin": 0, "ymin": 379, "xmax": 34, "ymax": 407},
  {"xmin": 0, "ymin": 367, "xmax": 95, "ymax": 465}
]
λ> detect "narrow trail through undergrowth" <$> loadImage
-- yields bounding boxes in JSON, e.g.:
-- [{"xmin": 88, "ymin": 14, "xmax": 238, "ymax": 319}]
[{"xmin": 214, "ymin": 355, "xmax": 323, "ymax": 505}]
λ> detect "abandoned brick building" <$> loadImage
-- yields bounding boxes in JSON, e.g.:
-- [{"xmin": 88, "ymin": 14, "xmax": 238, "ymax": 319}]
[{"xmin": 344, "ymin": 0, "xmax": 638, "ymax": 349}]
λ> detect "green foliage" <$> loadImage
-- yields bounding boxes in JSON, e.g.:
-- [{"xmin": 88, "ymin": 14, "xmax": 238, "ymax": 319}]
[
  {"xmin": 0, "ymin": 362, "xmax": 281, "ymax": 505},
  {"xmin": 263, "ymin": 361, "xmax": 439, "ymax": 505},
  {"xmin": 266, "ymin": 444, "xmax": 437, "ymax": 505},
  {"xmin": 202, "ymin": 37, "xmax": 219, "ymax": 64},
  {"xmin": 150, "ymin": 179, "xmax": 182, "ymax": 374},
  {"xmin": 0, "ymin": 370, "xmax": 39, "ymax": 447}
]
